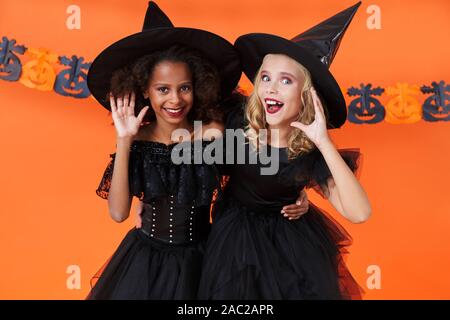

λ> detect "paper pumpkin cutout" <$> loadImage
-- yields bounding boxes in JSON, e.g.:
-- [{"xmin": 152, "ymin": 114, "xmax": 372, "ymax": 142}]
[
  {"xmin": 1, "ymin": 34, "xmax": 448, "ymax": 121},
  {"xmin": 19, "ymin": 47, "xmax": 58, "ymax": 90},
  {"xmin": 0, "ymin": 36, "xmax": 26, "ymax": 81},
  {"xmin": 347, "ymin": 83, "xmax": 385, "ymax": 124},
  {"xmin": 385, "ymin": 83, "xmax": 421, "ymax": 124},
  {"xmin": 54, "ymin": 55, "xmax": 91, "ymax": 98},
  {"xmin": 421, "ymin": 81, "xmax": 449, "ymax": 122}
]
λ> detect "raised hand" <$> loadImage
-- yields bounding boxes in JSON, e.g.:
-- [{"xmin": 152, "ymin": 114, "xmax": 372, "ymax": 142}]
[
  {"xmin": 290, "ymin": 87, "xmax": 330, "ymax": 148},
  {"xmin": 110, "ymin": 92, "xmax": 149, "ymax": 139}
]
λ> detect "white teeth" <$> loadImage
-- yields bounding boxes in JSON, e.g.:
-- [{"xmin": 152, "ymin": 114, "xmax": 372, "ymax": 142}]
[
  {"xmin": 165, "ymin": 108, "xmax": 182, "ymax": 113},
  {"xmin": 266, "ymin": 100, "xmax": 283, "ymax": 106}
]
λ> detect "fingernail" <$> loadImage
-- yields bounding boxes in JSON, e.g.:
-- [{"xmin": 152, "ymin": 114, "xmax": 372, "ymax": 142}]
[
  {"xmin": 296, "ymin": 201, "xmax": 301, "ymax": 205},
  {"xmin": 284, "ymin": 214, "xmax": 288, "ymax": 217},
  {"xmin": 281, "ymin": 210, "xmax": 285, "ymax": 214}
]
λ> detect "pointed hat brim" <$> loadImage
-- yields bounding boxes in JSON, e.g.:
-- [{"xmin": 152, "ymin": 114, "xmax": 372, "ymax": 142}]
[
  {"xmin": 88, "ymin": 27, "xmax": 241, "ymax": 110},
  {"xmin": 234, "ymin": 2, "xmax": 361, "ymax": 129},
  {"xmin": 87, "ymin": 2, "xmax": 241, "ymax": 111}
]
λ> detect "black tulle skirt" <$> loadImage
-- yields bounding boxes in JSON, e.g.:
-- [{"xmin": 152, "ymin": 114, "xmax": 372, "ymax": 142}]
[
  {"xmin": 198, "ymin": 198, "xmax": 364, "ymax": 300},
  {"xmin": 86, "ymin": 228, "xmax": 206, "ymax": 300}
]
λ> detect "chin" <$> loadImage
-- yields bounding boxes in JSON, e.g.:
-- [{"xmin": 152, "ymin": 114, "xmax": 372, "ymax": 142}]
[
  {"xmin": 265, "ymin": 110, "xmax": 286, "ymax": 127},
  {"xmin": 265, "ymin": 117, "xmax": 282, "ymax": 127},
  {"xmin": 265, "ymin": 113, "xmax": 298, "ymax": 130},
  {"xmin": 162, "ymin": 116, "xmax": 188, "ymax": 125}
]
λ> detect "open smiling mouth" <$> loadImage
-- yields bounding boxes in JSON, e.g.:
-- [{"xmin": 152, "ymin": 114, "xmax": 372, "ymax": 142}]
[
  {"xmin": 265, "ymin": 98, "xmax": 284, "ymax": 114},
  {"xmin": 162, "ymin": 107, "xmax": 185, "ymax": 118}
]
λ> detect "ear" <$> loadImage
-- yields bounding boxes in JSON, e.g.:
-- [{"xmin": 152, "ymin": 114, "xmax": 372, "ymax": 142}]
[{"xmin": 143, "ymin": 91, "xmax": 148, "ymax": 99}]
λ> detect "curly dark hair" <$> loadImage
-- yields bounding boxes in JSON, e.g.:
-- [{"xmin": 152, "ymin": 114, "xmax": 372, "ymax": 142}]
[{"xmin": 109, "ymin": 45, "xmax": 223, "ymax": 125}]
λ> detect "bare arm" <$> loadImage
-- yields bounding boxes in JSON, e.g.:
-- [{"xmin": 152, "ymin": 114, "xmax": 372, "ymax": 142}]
[
  {"xmin": 291, "ymin": 87, "xmax": 371, "ymax": 224},
  {"xmin": 107, "ymin": 92, "xmax": 149, "ymax": 223},
  {"xmin": 318, "ymin": 141, "xmax": 371, "ymax": 224},
  {"xmin": 107, "ymin": 137, "xmax": 133, "ymax": 222},
  {"xmin": 322, "ymin": 176, "xmax": 345, "ymax": 215}
]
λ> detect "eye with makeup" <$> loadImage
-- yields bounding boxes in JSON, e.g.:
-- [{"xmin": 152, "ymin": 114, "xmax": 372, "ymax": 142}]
[
  {"xmin": 261, "ymin": 74, "xmax": 270, "ymax": 82},
  {"xmin": 281, "ymin": 77, "xmax": 292, "ymax": 85}
]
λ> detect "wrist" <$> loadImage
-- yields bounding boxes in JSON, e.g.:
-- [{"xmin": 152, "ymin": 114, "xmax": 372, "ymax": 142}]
[
  {"xmin": 116, "ymin": 136, "xmax": 134, "ymax": 145},
  {"xmin": 316, "ymin": 137, "xmax": 333, "ymax": 151}
]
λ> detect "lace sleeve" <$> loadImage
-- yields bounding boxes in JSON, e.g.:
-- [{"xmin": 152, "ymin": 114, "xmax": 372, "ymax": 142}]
[{"xmin": 95, "ymin": 153, "xmax": 116, "ymax": 199}]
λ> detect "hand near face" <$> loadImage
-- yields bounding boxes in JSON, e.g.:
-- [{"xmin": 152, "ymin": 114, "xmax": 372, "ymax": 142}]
[
  {"xmin": 290, "ymin": 87, "xmax": 330, "ymax": 148},
  {"xmin": 110, "ymin": 92, "xmax": 149, "ymax": 139}
]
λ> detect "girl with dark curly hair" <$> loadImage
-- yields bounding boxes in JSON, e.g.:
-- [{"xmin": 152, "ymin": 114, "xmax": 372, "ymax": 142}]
[{"xmin": 84, "ymin": 2, "xmax": 243, "ymax": 300}]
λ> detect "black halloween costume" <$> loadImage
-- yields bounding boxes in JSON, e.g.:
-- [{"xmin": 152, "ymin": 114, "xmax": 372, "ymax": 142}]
[
  {"xmin": 87, "ymin": 141, "xmax": 222, "ymax": 299},
  {"xmin": 198, "ymin": 2, "xmax": 365, "ymax": 299},
  {"xmin": 86, "ymin": 1, "xmax": 240, "ymax": 299},
  {"xmin": 198, "ymin": 109, "xmax": 364, "ymax": 299}
]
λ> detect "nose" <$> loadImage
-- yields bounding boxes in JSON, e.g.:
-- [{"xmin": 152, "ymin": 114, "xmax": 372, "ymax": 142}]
[
  {"xmin": 169, "ymin": 91, "xmax": 181, "ymax": 105},
  {"xmin": 266, "ymin": 82, "xmax": 278, "ymax": 94}
]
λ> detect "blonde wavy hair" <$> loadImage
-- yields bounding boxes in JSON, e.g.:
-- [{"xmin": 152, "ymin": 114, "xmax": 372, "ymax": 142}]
[{"xmin": 245, "ymin": 55, "xmax": 330, "ymax": 160}]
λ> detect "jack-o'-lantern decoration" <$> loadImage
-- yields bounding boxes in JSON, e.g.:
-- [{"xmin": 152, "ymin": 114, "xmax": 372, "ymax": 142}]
[
  {"xmin": 385, "ymin": 83, "xmax": 421, "ymax": 124},
  {"xmin": 421, "ymin": 81, "xmax": 449, "ymax": 122},
  {"xmin": 0, "ymin": 37, "xmax": 26, "ymax": 81},
  {"xmin": 347, "ymin": 83, "xmax": 385, "ymax": 124},
  {"xmin": 54, "ymin": 55, "xmax": 91, "ymax": 98},
  {"xmin": 19, "ymin": 48, "xmax": 58, "ymax": 91}
]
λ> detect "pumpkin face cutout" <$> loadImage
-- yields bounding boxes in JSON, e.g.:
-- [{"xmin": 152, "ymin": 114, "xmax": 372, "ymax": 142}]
[
  {"xmin": 347, "ymin": 83, "xmax": 385, "ymax": 124},
  {"xmin": 421, "ymin": 81, "xmax": 450, "ymax": 122},
  {"xmin": 54, "ymin": 55, "xmax": 91, "ymax": 98},
  {"xmin": 0, "ymin": 37, "xmax": 26, "ymax": 81},
  {"xmin": 385, "ymin": 83, "xmax": 421, "ymax": 124},
  {"xmin": 19, "ymin": 48, "xmax": 58, "ymax": 91}
]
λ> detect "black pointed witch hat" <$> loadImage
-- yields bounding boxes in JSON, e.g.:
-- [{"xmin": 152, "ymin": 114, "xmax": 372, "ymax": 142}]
[
  {"xmin": 88, "ymin": 1, "xmax": 241, "ymax": 111},
  {"xmin": 234, "ymin": 2, "xmax": 361, "ymax": 129}
]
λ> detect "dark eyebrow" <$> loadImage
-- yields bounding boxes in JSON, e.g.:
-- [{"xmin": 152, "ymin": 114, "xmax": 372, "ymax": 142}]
[
  {"xmin": 151, "ymin": 83, "xmax": 170, "ymax": 87},
  {"xmin": 151, "ymin": 81, "xmax": 193, "ymax": 87}
]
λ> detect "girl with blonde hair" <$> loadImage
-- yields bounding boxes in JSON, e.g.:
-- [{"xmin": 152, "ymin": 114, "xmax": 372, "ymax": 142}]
[{"xmin": 199, "ymin": 2, "xmax": 371, "ymax": 299}]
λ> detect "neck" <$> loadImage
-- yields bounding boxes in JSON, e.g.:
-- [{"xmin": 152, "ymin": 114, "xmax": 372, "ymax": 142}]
[
  {"xmin": 268, "ymin": 124, "xmax": 292, "ymax": 148},
  {"xmin": 152, "ymin": 119, "xmax": 193, "ymax": 144}
]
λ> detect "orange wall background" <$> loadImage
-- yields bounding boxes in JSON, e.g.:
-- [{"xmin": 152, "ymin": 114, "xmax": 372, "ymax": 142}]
[{"xmin": 0, "ymin": 0, "xmax": 449, "ymax": 299}]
